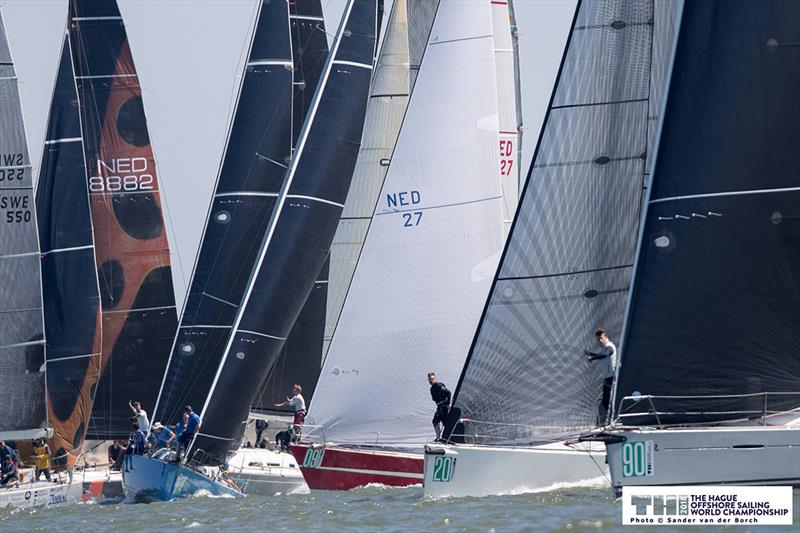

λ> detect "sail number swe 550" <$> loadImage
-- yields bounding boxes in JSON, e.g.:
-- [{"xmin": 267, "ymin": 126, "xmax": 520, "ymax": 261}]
[{"xmin": 88, "ymin": 157, "xmax": 154, "ymax": 193}]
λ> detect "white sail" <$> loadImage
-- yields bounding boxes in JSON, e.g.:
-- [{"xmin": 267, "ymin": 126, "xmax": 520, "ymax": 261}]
[
  {"xmin": 323, "ymin": 0, "xmax": 437, "ymax": 361},
  {"xmin": 492, "ymin": 0, "xmax": 522, "ymax": 235},
  {"xmin": 307, "ymin": 0, "xmax": 506, "ymax": 448}
]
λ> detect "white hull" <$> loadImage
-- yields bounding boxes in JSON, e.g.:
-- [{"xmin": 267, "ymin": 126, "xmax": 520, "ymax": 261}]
[
  {"xmin": 423, "ymin": 441, "xmax": 608, "ymax": 498},
  {"xmin": 604, "ymin": 425, "xmax": 800, "ymax": 495},
  {"xmin": 0, "ymin": 478, "xmax": 83, "ymax": 510},
  {"xmin": 226, "ymin": 447, "xmax": 307, "ymax": 495}
]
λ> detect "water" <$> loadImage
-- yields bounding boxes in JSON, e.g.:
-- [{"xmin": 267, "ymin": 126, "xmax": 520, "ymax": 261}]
[{"xmin": 1, "ymin": 486, "xmax": 798, "ymax": 532}]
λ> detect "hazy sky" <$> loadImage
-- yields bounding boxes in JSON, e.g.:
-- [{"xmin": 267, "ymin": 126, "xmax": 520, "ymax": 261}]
[{"xmin": 1, "ymin": 0, "xmax": 575, "ymax": 306}]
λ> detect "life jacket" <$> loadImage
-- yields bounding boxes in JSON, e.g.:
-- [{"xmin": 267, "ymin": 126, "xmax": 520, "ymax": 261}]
[{"xmin": 34, "ymin": 445, "xmax": 50, "ymax": 469}]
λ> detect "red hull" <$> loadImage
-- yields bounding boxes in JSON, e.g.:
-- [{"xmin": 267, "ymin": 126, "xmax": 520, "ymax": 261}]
[{"xmin": 290, "ymin": 444, "xmax": 423, "ymax": 490}]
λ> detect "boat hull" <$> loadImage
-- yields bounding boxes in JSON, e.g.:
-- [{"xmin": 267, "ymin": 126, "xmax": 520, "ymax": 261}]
[
  {"xmin": 80, "ymin": 468, "xmax": 124, "ymax": 502},
  {"xmin": 122, "ymin": 454, "xmax": 243, "ymax": 501},
  {"xmin": 0, "ymin": 479, "xmax": 83, "ymax": 510},
  {"xmin": 604, "ymin": 426, "xmax": 800, "ymax": 495},
  {"xmin": 423, "ymin": 441, "xmax": 608, "ymax": 498},
  {"xmin": 227, "ymin": 447, "xmax": 307, "ymax": 495},
  {"xmin": 290, "ymin": 443, "xmax": 423, "ymax": 490}
]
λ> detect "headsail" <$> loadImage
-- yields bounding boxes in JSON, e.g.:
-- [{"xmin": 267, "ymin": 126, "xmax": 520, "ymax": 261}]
[
  {"xmin": 252, "ymin": 0, "xmax": 330, "ymax": 411},
  {"xmin": 156, "ymin": 0, "xmax": 382, "ymax": 465},
  {"xmin": 613, "ymin": 0, "xmax": 800, "ymax": 426},
  {"xmin": 0, "ymin": 9, "xmax": 48, "ymax": 441},
  {"xmin": 449, "ymin": 0, "xmax": 679, "ymax": 444},
  {"xmin": 306, "ymin": 0, "xmax": 508, "ymax": 448}
]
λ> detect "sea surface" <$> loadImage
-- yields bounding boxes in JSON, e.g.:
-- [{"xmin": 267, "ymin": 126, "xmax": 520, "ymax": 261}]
[{"xmin": 1, "ymin": 485, "xmax": 798, "ymax": 532}]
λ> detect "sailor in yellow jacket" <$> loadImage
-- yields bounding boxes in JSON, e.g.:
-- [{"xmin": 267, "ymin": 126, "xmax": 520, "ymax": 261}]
[{"xmin": 33, "ymin": 439, "xmax": 52, "ymax": 482}]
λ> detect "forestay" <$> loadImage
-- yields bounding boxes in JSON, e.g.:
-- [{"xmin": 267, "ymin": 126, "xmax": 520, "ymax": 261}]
[
  {"xmin": 307, "ymin": 0, "xmax": 507, "ymax": 448},
  {"xmin": 451, "ymin": 0, "xmax": 679, "ymax": 444},
  {"xmin": 613, "ymin": 0, "xmax": 800, "ymax": 426},
  {"xmin": 0, "ymin": 10, "xmax": 48, "ymax": 440}
]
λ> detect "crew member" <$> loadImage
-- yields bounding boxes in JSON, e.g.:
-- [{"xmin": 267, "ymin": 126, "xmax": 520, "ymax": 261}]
[
  {"xmin": 33, "ymin": 438, "xmax": 51, "ymax": 481},
  {"xmin": 428, "ymin": 372, "xmax": 451, "ymax": 441},
  {"xmin": 177, "ymin": 406, "xmax": 201, "ymax": 450},
  {"xmin": 1, "ymin": 456, "xmax": 17, "ymax": 487},
  {"xmin": 274, "ymin": 384, "xmax": 306, "ymax": 435},
  {"xmin": 584, "ymin": 329, "xmax": 618, "ymax": 413},
  {"xmin": 129, "ymin": 400, "xmax": 150, "ymax": 433}
]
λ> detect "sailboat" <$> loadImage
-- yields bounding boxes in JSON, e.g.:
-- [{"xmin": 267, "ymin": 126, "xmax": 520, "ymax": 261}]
[
  {"xmin": 582, "ymin": 0, "xmax": 800, "ymax": 494},
  {"xmin": 122, "ymin": 0, "xmax": 382, "ymax": 502},
  {"xmin": 422, "ymin": 0, "xmax": 680, "ymax": 498},
  {"xmin": 291, "ymin": 0, "xmax": 518, "ymax": 490},
  {"xmin": 34, "ymin": 0, "xmax": 177, "ymax": 502}
]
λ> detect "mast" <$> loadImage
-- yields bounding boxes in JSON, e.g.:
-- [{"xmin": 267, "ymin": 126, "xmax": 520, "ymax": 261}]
[
  {"xmin": 448, "ymin": 0, "xmax": 680, "ymax": 444},
  {"xmin": 613, "ymin": 0, "xmax": 800, "ymax": 426},
  {"xmin": 306, "ymin": 0, "xmax": 508, "ymax": 448},
  {"xmin": 0, "ymin": 9, "xmax": 49, "ymax": 442}
]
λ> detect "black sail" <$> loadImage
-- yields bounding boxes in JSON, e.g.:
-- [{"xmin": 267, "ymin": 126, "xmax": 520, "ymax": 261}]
[
  {"xmin": 254, "ymin": 0, "xmax": 329, "ymax": 410},
  {"xmin": 154, "ymin": 0, "xmax": 308, "ymax": 431},
  {"xmin": 36, "ymin": 34, "xmax": 102, "ymax": 463},
  {"xmin": 613, "ymin": 0, "xmax": 800, "ymax": 426},
  {"xmin": 447, "ymin": 0, "xmax": 679, "ymax": 444},
  {"xmin": 185, "ymin": 0, "xmax": 382, "ymax": 464}
]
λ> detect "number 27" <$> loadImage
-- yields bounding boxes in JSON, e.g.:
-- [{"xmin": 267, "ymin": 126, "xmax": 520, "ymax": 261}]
[{"xmin": 403, "ymin": 211, "xmax": 422, "ymax": 227}]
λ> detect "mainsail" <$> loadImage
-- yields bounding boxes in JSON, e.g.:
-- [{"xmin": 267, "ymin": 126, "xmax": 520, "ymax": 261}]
[
  {"xmin": 306, "ymin": 0, "xmax": 509, "ymax": 448},
  {"xmin": 613, "ymin": 0, "xmax": 800, "ymax": 426},
  {"xmin": 155, "ymin": 0, "xmax": 382, "ymax": 465},
  {"xmin": 252, "ymin": 0, "xmax": 329, "ymax": 410},
  {"xmin": 449, "ymin": 0, "xmax": 679, "ymax": 444},
  {"xmin": 48, "ymin": 0, "xmax": 178, "ymax": 442},
  {"xmin": 0, "ymin": 9, "xmax": 48, "ymax": 441}
]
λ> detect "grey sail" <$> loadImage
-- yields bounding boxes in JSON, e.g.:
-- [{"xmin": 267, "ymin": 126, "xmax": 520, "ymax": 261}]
[
  {"xmin": 321, "ymin": 0, "xmax": 438, "ymax": 363},
  {"xmin": 0, "ymin": 10, "xmax": 48, "ymax": 439},
  {"xmin": 449, "ymin": 0, "xmax": 680, "ymax": 444}
]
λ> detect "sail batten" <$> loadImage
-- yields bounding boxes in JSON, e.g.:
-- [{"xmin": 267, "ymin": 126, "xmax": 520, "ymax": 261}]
[
  {"xmin": 0, "ymin": 9, "xmax": 48, "ymax": 439},
  {"xmin": 449, "ymin": 0, "xmax": 680, "ymax": 445}
]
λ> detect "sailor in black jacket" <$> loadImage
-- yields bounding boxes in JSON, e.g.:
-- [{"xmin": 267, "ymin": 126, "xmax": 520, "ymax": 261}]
[{"xmin": 428, "ymin": 372, "xmax": 451, "ymax": 441}]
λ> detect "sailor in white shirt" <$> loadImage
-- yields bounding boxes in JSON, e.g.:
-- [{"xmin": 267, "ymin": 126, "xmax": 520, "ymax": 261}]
[
  {"xmin": 275, "ymin": 384, "xmax": 307, "ymax": 431},
  {"xmin": 129, "ymin": 401, "xmax": 150, "ymax": 433}
]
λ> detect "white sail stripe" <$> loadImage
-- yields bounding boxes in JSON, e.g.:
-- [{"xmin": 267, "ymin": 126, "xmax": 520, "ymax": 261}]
[
  {"xmin": 255, "ymin": 153, "xmax": 289, "ymax": 168},
  {"xmin": 89, "ymin": 189, "xmax": 160, "ymax": 196},
  {"xmin": 202, "ymin": 292, "xmax": 239, "ymax": 308},
  {"xmin": 190, "ymin": 0, "xmax": 358, "ymax": 456},
  {"xmin": 215, "ymin": 191, "xmax": 279, "ymax": 198},
  {"xmin": 315, "ymin": 280, "xmax": 328, "ymax": 284},
  {"xmin": 195, "ymin": 432, "xmax": 234, "ymax": 441},
  {"xmin": 650, "ymin": 186, "xmax": 800, "ymax": 204},
  {"xmin": 289, "ymin": 14, "xmax": 325, "ymax": 21},
  {"xmin": 44, "ymin": 137, "xmax": 81, "ymax": 145},
  {"xmin": 76, "ymin": 73, "xmax": 137, "ymax": 79},
  {"xmin": 106, "ymin": 305, "xmax": 177, "ymax": 315},
  {"xmin": 47, "ymin": 352, "xmax": 101, "ymax": 362},
  {"xmin": 237, "ymin": 330, "xmax": 286, "ymax": 341},
  {"xmin": 40, "ymin": 244, "xmax": 93, "ymax": 256},
  {"xmin": 285, "ymin": 194, "xmax": 345, "ymax": 208},
  {"xmin": 309, "ymin": 464, "xmax": 424, "ymax": 480},
  {"xmin": 0, "ymin": 76, "xmax": 17, "ymax": 80},
  {"xmin": 247, "ymin": 60, "xmax": 293, "ymax": 66},
  {"xmin": 72, "ymin": 16, "xmax": 122, "ymax": 21},
  {"xmin": 0, "ymin": 164, "xmax": 30, "ymax": 169},
  {"xmin": 493, "ymin": 48, "xmax": 513, "ymax": 53},
  {"xmin": 333, "ymin": 60, "xmax": 373, "ymax": 70},
  {"xmin": 0, "ymin": 251, "xmax": 39, "ymax": 260},
  {"xmin": 180, "ymin": 325, "xmax": 231, "ymax": 329},
  {"xmin": 0, "ymin": 339, "xmax": 45, "ymax": 350}
]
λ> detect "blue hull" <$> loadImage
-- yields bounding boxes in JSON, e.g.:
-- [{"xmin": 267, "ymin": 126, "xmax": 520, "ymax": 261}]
[{"xmin": 122, "ymin": 455, "xmax": 243, "ymax": 502}]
